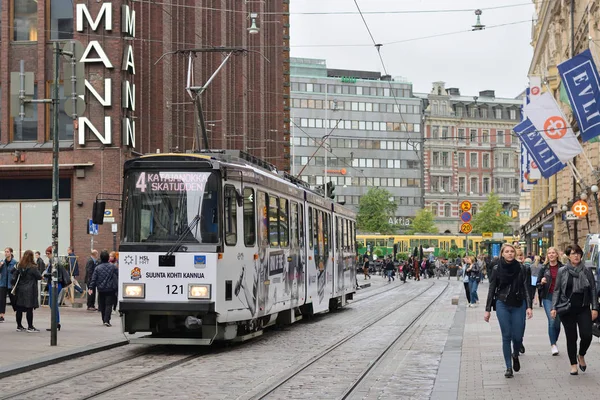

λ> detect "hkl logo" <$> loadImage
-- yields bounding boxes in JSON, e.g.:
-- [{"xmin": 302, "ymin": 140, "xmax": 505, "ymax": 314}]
[{"xmin": 131, "ymin": 267, "xmax": 142, "ymax": 281}]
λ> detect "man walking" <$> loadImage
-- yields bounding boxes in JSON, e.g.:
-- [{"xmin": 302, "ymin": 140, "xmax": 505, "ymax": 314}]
[
  {"xmin": 85, "ymin": 250, "xmax": 99, "ymax": 311},
  {"xmin": 88, "ymin": 250, "xmax": 118, "ymax": 327}
]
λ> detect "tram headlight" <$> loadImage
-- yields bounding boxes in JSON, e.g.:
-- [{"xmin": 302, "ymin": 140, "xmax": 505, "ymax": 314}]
[
  {"xmin": 188, "ymin": 284, "xmax": 211, "ymax": 299},
  {"xmin": 123, "ymin": 283, "xmax": 145, "ymax": 298}
]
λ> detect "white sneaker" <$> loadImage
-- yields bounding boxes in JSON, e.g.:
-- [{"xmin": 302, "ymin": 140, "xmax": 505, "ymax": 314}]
[{"xmin": 551, "ymin": 345, "xmax": 559, "ymax": 356}]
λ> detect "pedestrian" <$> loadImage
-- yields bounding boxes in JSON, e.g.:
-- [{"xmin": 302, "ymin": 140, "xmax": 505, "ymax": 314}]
[
  {"xmin": 384, "ymin": 256, "xmax": 395, "ymax": 282},
  {"xmin": 537, "ymin": 247, "xmax": 563, "ymax": 356},
  {"xmin": 34, "ymin": 251, "xmax": 45, "ymax": 274},
  {"xmin": 551, "ymin": 244, "xmax": 598, "ymax": 375},
  {"xmin": 88, "ymin": 250, "xmax": 119, "ymax": 327},
  {"xmin": 516, "ymin": 247, "xmax": 530, "ymax": 355},
  {"xmin": 11, "ymin": 250, "xmax": 42, "ymax": 332},
  {"xmin": 0, "ymin": 248, "xmax": 17, "ymax": 323},
  {"xmin": 463, "ymin": 265, "xmax": 471, "ymax": 304},
  {"xmin": 523, "ymin": 258, "xmax": 535, "ymax": 305},
  {"xmin": 362, "ymin": 256, "xmax": 371, "ymax": 280},
  {"xmin": 484, "ymin": 243, "xmax": 533, "ymax": 378},
  {"xmin": 85, "ymin": 250, "xmax": 99, "ymax": 311},
  {"xmin": 530, "ymin": 255, "xmax": 542, "ymax": 307},
  {"xmin": 44, "ymin": 246, "xmax": 70, "ymax": 331},
  {"xmin": 466, "ymin": 256, "xmax": 480, "ymax": 307}
]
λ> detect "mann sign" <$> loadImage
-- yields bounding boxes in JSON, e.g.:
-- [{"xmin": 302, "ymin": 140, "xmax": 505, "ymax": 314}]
[{"xmin": 76, "ymin": 2, "xmax": 136, "ymax": 148}]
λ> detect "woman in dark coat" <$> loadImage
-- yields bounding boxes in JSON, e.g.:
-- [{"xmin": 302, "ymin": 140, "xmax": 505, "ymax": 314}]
[{"xmin": 11, "ymin": 250, "xmax": 42, "ymax": 332}]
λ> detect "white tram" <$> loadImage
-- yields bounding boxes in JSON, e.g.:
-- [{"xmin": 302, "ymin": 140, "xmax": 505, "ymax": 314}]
[{"xmin": 106, "ymin": 150, "xmax": 357, "ymax": 345}]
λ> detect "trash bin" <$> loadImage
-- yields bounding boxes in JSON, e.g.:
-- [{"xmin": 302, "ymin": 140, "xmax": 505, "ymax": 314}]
[{"xmin": 449, "ymin": 265, "xmax": 458, "ymax": 277}]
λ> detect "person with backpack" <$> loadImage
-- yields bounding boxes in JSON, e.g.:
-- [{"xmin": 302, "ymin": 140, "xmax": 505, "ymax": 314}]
[
  {"xmin": 88, "ymin": 250, "xmax": 119, "ymax": 327},
  {"xmin": 484, "ymin": 243, "xmax": 533, "ymax": 378},
  {"xmin": 43, "ymin": 246, "xmax": 71, "ymax": 331},
  {"xmin": 551, "ymin": 244, "xmax": 598, "ymax": 375}
]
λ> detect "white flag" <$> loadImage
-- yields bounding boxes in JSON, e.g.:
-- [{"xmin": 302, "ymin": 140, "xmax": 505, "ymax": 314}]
[
  {"xmin": 529, "ymin": 76, "xmax": 542, "ymax": 100},
  {"xmin": 524, "ymin": 92, "xmax": 583, "ymax": 163}
]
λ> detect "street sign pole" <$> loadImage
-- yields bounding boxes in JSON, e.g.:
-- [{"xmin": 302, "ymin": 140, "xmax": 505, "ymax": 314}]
[{"xmin": 50, "ymin": 42, "xmax": 60, "ymax": 346}]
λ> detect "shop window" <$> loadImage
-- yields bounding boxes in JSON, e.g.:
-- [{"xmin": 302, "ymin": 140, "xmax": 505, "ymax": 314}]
[
  {"xmin": 14, "ymin": 0, "xmax": 38, "ymax": 41},
  {"xmin": 50, "ymin": 0, "xmax": 74, "ymax": 40}
]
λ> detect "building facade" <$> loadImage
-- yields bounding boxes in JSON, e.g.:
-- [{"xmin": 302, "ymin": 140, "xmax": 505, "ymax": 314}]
[
  {"xmin": 290, "ymin": 58, "xmax": 423, "ymax": 231},
  {"xmin": 523, "ymin": 0, "xmax": 600, "ymax": 254},
  {"xmin": 421, "ymin": 82, "xmax": 522, "ymax": 234},
  {"xmin": 0, "ymin": 0, "xmax": 288, "ymax": 260}
]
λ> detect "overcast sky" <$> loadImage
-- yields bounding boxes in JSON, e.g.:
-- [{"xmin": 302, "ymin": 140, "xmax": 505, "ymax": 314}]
[{"xmin": 289, "ymin": 0, "xmax": 536, "ymax": 98}]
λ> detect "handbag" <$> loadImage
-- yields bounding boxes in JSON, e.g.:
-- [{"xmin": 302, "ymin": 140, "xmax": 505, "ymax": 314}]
[
  {"xmin": 10, "ymin": 273, "xmax": 21, "ymax": 296},
  {"xmin": 556, "ymin": 274, "xmax": 574, "ymax": 316}
]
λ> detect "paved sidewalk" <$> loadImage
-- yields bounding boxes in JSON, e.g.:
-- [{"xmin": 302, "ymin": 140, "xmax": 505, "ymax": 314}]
[
  {"xmin": 458, "ymin": 282, "xmax": 600, "ymax": 399},
  {"xmin": 0, "ymin": 304, "xmax": 128, "ymax": 377}
]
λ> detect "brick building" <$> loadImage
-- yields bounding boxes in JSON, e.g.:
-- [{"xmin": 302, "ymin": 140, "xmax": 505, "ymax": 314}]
[
  {"xmin": 419, "ymin": 82, "xmax": 522, "ymax": 235},
  {"xmin": 0, "ymin": 0, "xmax": 289, "ymax": 260}
]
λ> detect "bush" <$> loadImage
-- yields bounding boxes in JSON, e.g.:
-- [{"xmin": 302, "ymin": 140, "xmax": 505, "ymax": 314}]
[
  {"xmin": 374, "ymin": 247, "xmax": 384, "ymax": 257},
  {"xmin": 439, "ymin": 250, "xmax": 448, "ymax": 259},
  {"xmin": 396, "ymin": 252, "xmax": 408, "ymax": 261},
  {"xmin": 448, "ymin": 251, "xmax": 458, "ymax": 260}
]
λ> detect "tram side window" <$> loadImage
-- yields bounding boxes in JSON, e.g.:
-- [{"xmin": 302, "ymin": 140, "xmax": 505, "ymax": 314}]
[
  {"xmin": 290, "ymin": 202, "xmax": 298, "ymax": 248},
  {"xmin": 323, "ymin": 213, "xmax": 330, "ymax": 256},
  {"xmin": 299, "ymin": 204, "xmax": 305, "ymax": 248},
  {"xmin": 308, "ymin": 207, "xmax": 313, "ymax": 249},
  {"xmin": 279, "ymin": 198, "xmax": 289, "ymax": 247},
  {"xmin": 351, "ymin": 222, "xmax": 355, "ymax": 253},
  {"xmin": 257, "ymin": 191, "xmax": 269, "ymax": 248},
  {"xmin": 269, "ymin": 195, "xmax": 280, "ymax": 247},
  {"xmin": 243, "ymin": 188, "xmax": 256, "ymax": 246},
  {"xmin": 224, "ymin": 185, "xmax": 238, "ymax": 246}
]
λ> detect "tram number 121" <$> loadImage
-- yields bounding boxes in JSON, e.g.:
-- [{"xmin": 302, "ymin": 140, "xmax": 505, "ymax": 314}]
[{"xmin": 166, "ymin": 285, "xmax": 184, "ymax": 295}]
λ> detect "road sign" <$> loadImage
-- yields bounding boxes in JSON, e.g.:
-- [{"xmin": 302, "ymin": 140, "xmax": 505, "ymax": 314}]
[
  {"xmin": 460, "ymin": 200, "xmax": 472, "ymax": 212},
  {"xmin": 571, "ymin": 201, "xmax": 589, "ymax": 218},
  {"xmin": 460, "ymin": 223, "xmax": 473, "ymax": 234},
  {"xmin": 88, "ymin": 219, "xmax": 99, "ymax": 235},
  {"xmin": 482, "ymin": 232, "xmax": 493, "ymax": 238},
  {"xmin": 104, "ymin": 209, "xmax": 113, "ymax": 217},
  {"xmin": 460, "ymin": 212, "xmax": 472, "ymax": 223},
  {"xmin": 565, "ymin": 211, "xmax": 579, "ymax": 220}
]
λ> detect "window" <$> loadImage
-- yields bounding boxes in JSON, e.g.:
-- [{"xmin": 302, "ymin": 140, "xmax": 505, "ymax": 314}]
[
  {"xmin": 279, "ymin": 198, "xmax": 289, "ymax": 247},
  {"xmin": 308, "ymin": 207, "xmax": 313, "ymax": 249},
  {"xmin": 495, "ymin": 108, "xmax": 502, "ymax": 119},
  {"xmin": 47, "ymin": 84, "xmax": 74, "ymax": 140},
  {"xmin": 458, "ymin": 128, "xmax": 466, "ymax": 141},
  {"xmin": 472, "ymin": 204, "xmax": 478, "ymax": 215},
  {"xmin": 50, "ymin": 0, "xmax": 73, "ymax": 40},
  {"xmin": 503, "ymin": 153, "xmax": 510, "ymax": 167},
  {"xmin": 497, "ymin": 130, "xmax": 505, "ymax": 143},
  {"xmin": 483, "ymin": 178, "xmax": 490, "ymax": 193},
  {"xmin": 459, "ymin": 177, "xmax": 466, "ymax": 193},
  {"xmin": 458, "ymin": 153, "xmax": 466, "ymax": 167},
  {"xmin": 431, "ymin": 176, "xmax": 440, "ymax": 192},
  {"xmin": 441, "ymin": 127, "xmax": 449, "ymax": 139},
  {"xmin": 432, "ymin": 126, "xmax": 439, "ymax": 139},
  {"xmin": 470, "ymin": 107, "xmax": 477, "ymax": 118},
  {"xmin": 441, "ymin": 152, "xmax": 449, "ymax": 167},
  {"xmin": 470, "ymin": 153, "xmax": 478, "ymax": 168},
  {"xmin": 456, "ymin": 106, "xmax": 464, "ymax": 117},
  {"xmin": 482, "ymin": 154, "xmax": 490, "ymax": 168},
  {"xmin": 432, "ymin": 152, "xmax": 439, "ymax": 166},
  {"xmin": 444, "ymin": 203, "xmax": 451, "ymax": 217},
  {"xmin": 431, "ymin": 203, "xmax": 438, "ymax": 216},
  {"xmin": 257, "ymin": 192, "xmax": 268, "ymax": 247},
  {"xmin": 470, "ymin": 177, "xmax": 478, "ymax": 194},
  {"xmin": 268, "ymin": 195, "xmax": 279, "ymax": 247},
  {"xmin": 510, "ymin": 109, "xmax": 517, "ymax": 119},
  {"xmin": 14, "ymin": 0, "xmax": 38, "ymax": 41},
  {"xmin": 470, "ymin": 129, "xmax": 477, "ymax": 143},
  {"xmin": 224, "ymin": 186, "xmax": 238, "ymax": 246},
  {"xmin": 482, "ymin": 130, "xmax": 489, "ymax": 143},
  {"xmin": 243, "ymin": 188, "xmax": 255, "ymax": 246},
  {"xmin": 480, "ymin": 108, "xmax": 488, "ymax": 119},
  {"xmin": 13, "ymin": 85, "xmax": 38, "ymax": 141}
]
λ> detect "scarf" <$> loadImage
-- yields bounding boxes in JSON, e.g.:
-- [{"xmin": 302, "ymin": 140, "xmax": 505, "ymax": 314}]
[
  {"xmin": 566, "ymin": 261, "xmax": 590, "ymax": 294},
  {"xmin": 497, "ymin": 257, "xmax": 521, "ymax": 288}
]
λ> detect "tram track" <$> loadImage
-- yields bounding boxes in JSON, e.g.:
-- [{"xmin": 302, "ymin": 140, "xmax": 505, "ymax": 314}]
[{"xmin": 250, "ymin": 281, "xmax": 445, "ymax": 400}]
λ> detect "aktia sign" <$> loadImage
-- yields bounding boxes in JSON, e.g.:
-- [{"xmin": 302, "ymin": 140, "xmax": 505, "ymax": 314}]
[{"xmin": 76, "ymin": 2, "xmax": 136, "ymax": 148}]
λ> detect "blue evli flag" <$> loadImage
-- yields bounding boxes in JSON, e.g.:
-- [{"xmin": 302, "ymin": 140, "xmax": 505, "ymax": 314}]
[
  {"xmin": 514, "ymin": 118, "xmax": 566, "ymax": 179},
  {"xmin": 558, "ymin": 49, "xmax": 600, "ymax": 142}
]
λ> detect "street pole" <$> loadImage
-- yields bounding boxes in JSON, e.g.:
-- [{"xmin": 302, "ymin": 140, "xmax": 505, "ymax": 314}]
[
  {"xmin": 324, "ymin": 85, "xmax": 328, "ymax": 198},
  {"xmin": 50, "ymin": 42, "xmax": 60, "ymax": 346}
]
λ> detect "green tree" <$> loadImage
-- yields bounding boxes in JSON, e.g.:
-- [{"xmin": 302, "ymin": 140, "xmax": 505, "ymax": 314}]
[
  {"xmin": 357, "ymin": 188, "xmax": 398, "ymax": 234},
  {"xmin": 407, "ymin": 208, "xmax": 438, "ymax": 234},
  {"xmin": 471, "ymin": 193, "xmax": 512, "ymax": 234}
]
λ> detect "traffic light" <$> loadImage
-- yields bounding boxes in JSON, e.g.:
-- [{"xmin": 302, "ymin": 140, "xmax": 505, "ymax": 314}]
[
  {"xmin": 326, "ymin": 182, "xmax": 335, "ymax": 199},
  {"xmin": 538, "ymin": 238, "xmax": 543, "ymax": 246}
]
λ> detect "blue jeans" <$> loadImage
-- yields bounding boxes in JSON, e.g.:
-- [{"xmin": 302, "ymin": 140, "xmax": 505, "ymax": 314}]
[
  {"xmin": 495, "ymin": 299, "xmax": 526, "ymax": 369},
  {"xmin": 48, "ymin": 283, "xmax": 63, "ymax": 324},
  {"xmin": 468, "ymin": 277, "xmax": 479, "ymax": 304},
  {"xmin": 542, "ymin": 294, "xmax": 561, "ymax": 345}
]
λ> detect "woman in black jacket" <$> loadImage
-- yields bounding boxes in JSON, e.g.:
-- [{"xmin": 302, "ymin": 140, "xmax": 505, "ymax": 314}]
[
  {"xmin": 551, "ymin": 244, "xmax": 598, "ymax": 375},
  {"xmin": 11, "ymin": 250, "xmax": 42, "ymax": 332},
  {"xmin": 484, "ymin": 243, "xmax": 533, "ymax": 378},
  {"xmin": 536, "ymin": 247, "xmax": 562, "ymax": 356}
]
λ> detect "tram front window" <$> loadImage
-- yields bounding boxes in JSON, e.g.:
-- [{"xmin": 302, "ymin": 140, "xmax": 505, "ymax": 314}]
[{"xmin": 122, "ymin": 171, "xmax": 220, "ymax": 244}]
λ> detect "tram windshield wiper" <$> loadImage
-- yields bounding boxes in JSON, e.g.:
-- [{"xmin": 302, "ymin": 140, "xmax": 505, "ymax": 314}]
[{"xmin": 160, "ymin": 214, "xmax": 201, "ymax": 265}]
